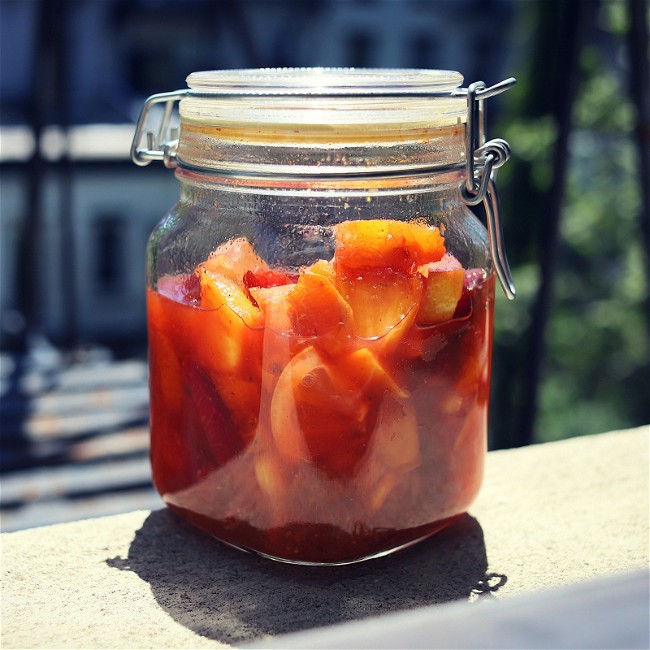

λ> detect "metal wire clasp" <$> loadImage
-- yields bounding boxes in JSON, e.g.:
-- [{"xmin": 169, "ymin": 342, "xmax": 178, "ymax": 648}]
[
  {"xmin": 458, "ymin": 78, "xmax": 517, "ymax": 300},
  {"xmin": 130, "ymin": 90, "xmax": 186, "ymax": 168}
]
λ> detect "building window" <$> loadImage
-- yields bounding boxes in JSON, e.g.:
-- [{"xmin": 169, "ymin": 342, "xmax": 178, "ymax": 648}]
[
  {"xmin": 410, "ymin": 33, "xmax": 439, "ymax": 69},
  {"xmin": 348, "ymin": 31, "xmax": 375, "ymax": 68},
  {"xmin": 94, "ymin": 214, "xmax": 124, "ymax": 295}
]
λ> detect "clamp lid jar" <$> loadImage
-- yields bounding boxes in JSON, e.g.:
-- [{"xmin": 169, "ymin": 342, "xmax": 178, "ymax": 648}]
[{"xmin": 134, "ymin": 68, "xmax": 516, "ymax": 565}]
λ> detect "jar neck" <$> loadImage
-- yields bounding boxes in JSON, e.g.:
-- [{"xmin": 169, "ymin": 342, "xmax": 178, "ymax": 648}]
[
  {"xmin": 175, "ymin": 165, "xmax": 468, "ymax": 201},
  {"xmin": 176, "ymin": 119, "xmax": 466, "ymax": 177}
]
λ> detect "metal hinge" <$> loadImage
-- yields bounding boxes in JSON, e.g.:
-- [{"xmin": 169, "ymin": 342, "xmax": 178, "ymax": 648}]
[
  {"xmin": 130, "ymin": 90, "xmax": 186, "ymax": 168},
  {"xmin": 458, "ymin": 78, "xmax": 517, "ymax": 299}
]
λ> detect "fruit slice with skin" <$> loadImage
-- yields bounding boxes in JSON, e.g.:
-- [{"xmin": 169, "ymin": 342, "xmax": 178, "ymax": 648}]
[
  {"xmin": 249, "ymin": 284, "xmax": 297, "ymax": 394},
  {"xmin": 196, "ymin": 267, "xmax": 263, "ymax": 328},
  {"xmin": 270, "ymin": 345, "xmax": 404, "ymax": 477},
  {"xmin": 336, "ymin": 267, "xmax": 423, "ymax": 340},
  {"xmin": 357, "ymin": 395, "xmax": 421, "ymax": 512},
  {"xmin": 453, "ymin": 268, "xmax": 487, "ymax": 319},
  {"xmin": 334, "ymin": 219, "xmax": 446, "ymax": 274},
  {"xmin": 332, "ymin": 347, "xmax": 408, "ymax": 399},
  {"xmin": 249, "ymin": 283, "xmax": 294, "ymax": 335},
  {"xmin": 201, "ymin": 237, "xmax": 266, "ymax": 283},
  {"xmin": 288, "ymin": 261, "xmax": 353, "ymax": 355},
  {"xmin": 270, "ymin": 346, "xmax": 368, "ymax": 466},
  {"xmin": 289, "ymin": 266, "xmax": 352, "ymax": 338},
  {"xmin": 416, "ymin": 253, "xmax": 465, "ymax": 326}
]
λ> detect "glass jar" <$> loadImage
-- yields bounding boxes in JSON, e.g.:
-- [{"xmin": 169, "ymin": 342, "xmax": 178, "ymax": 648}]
[{"xmin": 132, "ymin": 68, "xmax": 516, "ymax": 565}]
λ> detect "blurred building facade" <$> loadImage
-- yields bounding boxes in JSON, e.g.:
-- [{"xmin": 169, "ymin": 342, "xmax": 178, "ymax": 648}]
[{"xmin": 0, "ymin": 0, "xmax": 514, "ymax": 350}]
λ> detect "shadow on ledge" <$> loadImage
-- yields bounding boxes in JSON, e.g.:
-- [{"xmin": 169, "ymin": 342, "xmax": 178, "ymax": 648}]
[{"xmin": 107, "ymin": 509, "xmax": 504, "ymax": 646}]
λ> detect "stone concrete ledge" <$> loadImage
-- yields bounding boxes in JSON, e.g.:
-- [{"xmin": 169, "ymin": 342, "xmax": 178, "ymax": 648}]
[
  {"xmin": 2, "ymin": 426, "xmax": 648, "ymax": 649},
  {"xmin": 255, "ymin": 568, "xmax": 649, "ymax": 649}
]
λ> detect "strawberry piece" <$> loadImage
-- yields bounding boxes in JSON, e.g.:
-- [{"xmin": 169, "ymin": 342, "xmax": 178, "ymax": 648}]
[
  {"xmin": 243, "ymin": 267, "xmax": 295, "ymax": 290},
  {"xmin": 183, "ymin": 363, "xmax": 247, "ymax": 469},
  {"xmin": 196, "ymin": 267, "xmax": 263, "ymax": 327}
]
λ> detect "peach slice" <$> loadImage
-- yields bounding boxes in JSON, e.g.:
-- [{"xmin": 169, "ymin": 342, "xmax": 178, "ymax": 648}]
[
  {"xmin": 336, "ymin": 267, "xmax": 423, "ymax": 340},
  {"xmin": 357, "ymin": 395, "xmax": 421, "ymax": 512},
  {"xmin": 334, "ymin": 219, "xmax": 446, "ymax": 273},
  {"xmin": 416, "ymin": 253, "xmax": 465, "ymax": 326},
  {"xmin": 249, "ymin": 283, "xmax": 294, "ymax": 334},
  {"xmin": 287, "ymin": 263, "xmax": 353, "ymax": 355},
  {"xmin": 201, "ymin": 237, "xmax": 266, "ymax": 283},
  {"xmin": 196, "ymin": 267, "xmax": 263, "ymax": 328},
  {"xmin": 331, "ymin": 347, "xmax": 408, "ymax": 399},
  {"xmin": 270, "ymin": 346, "xmax": 376, "ymax": 476},
  {"xmin": 189, "ymin": 269, "xmax": 264, "ymax": 382}
]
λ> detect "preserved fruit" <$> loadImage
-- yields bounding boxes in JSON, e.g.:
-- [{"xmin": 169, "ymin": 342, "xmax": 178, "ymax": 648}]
[{"xmin": 147, "ymin": 219, "xmax": 495, "ymax": 563}]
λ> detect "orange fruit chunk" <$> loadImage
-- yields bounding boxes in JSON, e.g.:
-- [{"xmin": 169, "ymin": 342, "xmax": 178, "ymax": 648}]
[
  {"xmin": 334, "ymin": 219, "xmax": 445, "ymax": 273},
  {"xmin": 289, "ymin": 266, "xmax": 352, "ymax": 338},
  {"xmin": 416, "ymin": 253, "xmax": 465, "ymax": 325}
]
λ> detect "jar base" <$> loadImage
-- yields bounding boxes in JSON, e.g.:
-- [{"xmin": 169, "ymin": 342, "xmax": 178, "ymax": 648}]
[{"xmin": 207, "ymin": 515, "xmax": 462, "ymax": 566}]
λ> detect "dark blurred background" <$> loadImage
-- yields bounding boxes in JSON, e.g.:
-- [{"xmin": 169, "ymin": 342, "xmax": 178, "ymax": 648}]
[{"xmin": 1, "ymin": 0, "xmax": 648, "ymax": 530}]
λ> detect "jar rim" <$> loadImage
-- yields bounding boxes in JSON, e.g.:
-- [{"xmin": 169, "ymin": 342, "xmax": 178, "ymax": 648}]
[
  {"xmin": 186, "ymin": 68, "xmax": 465, "ymax": 96},
  {"xmin": 180, "ymin": 68, "xmax": 468, "ymax": 129}
]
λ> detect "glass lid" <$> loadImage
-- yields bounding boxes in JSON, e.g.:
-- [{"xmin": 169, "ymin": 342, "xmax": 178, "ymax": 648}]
[
  {"xmin": 180, "ymin": 68, "xmax": 468, "ymax": 127},
  {"xmin": 186, "ymin": 68, "xmax": 464, "ymax": 96}
]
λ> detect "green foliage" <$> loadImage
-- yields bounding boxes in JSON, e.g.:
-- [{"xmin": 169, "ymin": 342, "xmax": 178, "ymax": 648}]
[{"xmin": 490, "ymin": 0, "xmax": 649, "ymax": 446}]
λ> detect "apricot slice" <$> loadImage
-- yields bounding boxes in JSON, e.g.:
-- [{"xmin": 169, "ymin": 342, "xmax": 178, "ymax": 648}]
[{"xmin": 334, "ymin": 219, "xmax": 445, "ymax": 273}]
